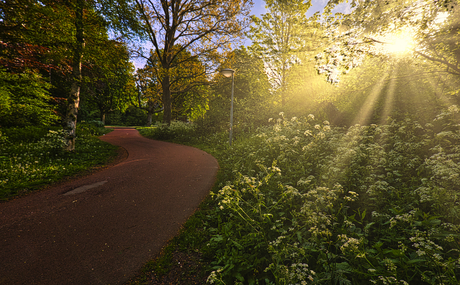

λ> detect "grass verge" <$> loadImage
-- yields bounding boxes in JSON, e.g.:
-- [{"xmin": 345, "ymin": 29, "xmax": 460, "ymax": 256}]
[{"xmin": 0, "ymin": 124, "xmax": 118, "ymax": 201}]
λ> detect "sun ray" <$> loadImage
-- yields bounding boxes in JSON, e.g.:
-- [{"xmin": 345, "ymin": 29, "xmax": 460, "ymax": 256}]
[
  {"xmin": 351, "ymin": 72, "xmax": 389, "ymax": 126},
  {"xmin": 374, "ymin": 28, "xmax": 416, "ymax": 57},
  {"xmin": 380, "ymin": 69, "xmax": 397, "ymax": 125}
]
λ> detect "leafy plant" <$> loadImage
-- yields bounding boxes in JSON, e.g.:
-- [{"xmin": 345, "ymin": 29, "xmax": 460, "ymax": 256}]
[
  {"xmin": 138, "ymin": 121, "xmax": 197, "ymax": 142},
  {"xmin": 204, "ymin": 111, "xmax": 460, "ymax": 284}
]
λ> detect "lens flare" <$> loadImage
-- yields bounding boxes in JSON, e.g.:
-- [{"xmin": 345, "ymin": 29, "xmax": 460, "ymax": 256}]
[
  {"xmin": 383, "ymin": 31, "xmax": 415, "ymax": 55},
  {"xmin": 385, "ymin": 31, "xmax": 415, "ymax": 55}
]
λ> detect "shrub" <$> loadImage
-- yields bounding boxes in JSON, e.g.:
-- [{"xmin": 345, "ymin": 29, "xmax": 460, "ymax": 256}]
[
  {"xmin": 139, "ymin": 121, "xmax": 196, "ymax": 142},
  {"xmin": 0, "ymin": 68, "xmax": 59, "ymax": 127},
  {"xmin": 1, "ymin": 126, "xmax": 61, "ymax": 143},
  {"xmin": 77, "ymin": 121, "xmax": 111, "ymax": 137}
]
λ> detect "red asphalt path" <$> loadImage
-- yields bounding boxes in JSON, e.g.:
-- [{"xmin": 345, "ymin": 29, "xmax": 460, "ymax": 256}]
[{"xmin": 0, "ymin": 128, "xmax": 219, "ymax": 285}]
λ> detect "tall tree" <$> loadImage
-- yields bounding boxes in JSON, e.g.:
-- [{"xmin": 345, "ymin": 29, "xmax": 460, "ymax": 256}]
[
  {"xmin": 248, "ymin": 0, "xmax": 321, "ymax": 106},
  {"xmin": 135, "ymin": 62, "xmax": 165, "ymax": 126},
  {"xmin": 63, "ymin": 0, "xmax": 85, "ymax": 151},
  {"xmin": 1, "ymin": 0, "xmax": 142, "ymax": 150},
  {"xmin": 81, "ymin": 40, "xmax": 134, "ymax": 124},
  {"xmin": 133, "ymin": 0, "xmax": 252, "ymax": 124},
  {"xmin": 135, "ymin": 46, "xmax": 209, "ymax": 124},
  {"xmin": 207, "ymin": 47, "xmax": 272, "ymax": 132}
]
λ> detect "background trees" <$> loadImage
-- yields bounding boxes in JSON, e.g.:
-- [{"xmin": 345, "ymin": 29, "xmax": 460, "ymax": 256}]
[
  {"xmin": 2, "ymin": 0, "xmax": 459, "ymax": 146},
  {"xmin": 317, "ymin": 0, "xmax": 459, "ymax": 84},
  {"xmin": 0, "ymin": 0, "xmax": 140, "ymax": 148},
  {"xmin": 203, "ymin": 47, "xmax": 272, "ymax": 133},
  {"xmin": 311, "ymin": 0, "xmax": 460, "ymax": 125},
  {"xmin": 80, "ymin": 40, "xmax": 135, "ymax": 124},
  {"xmin": 135, "ymin": 47, "xmax": 209, "ymax": 125},
  {"xmin": 133, "ymin": 0, "xmax": 252, "ymax": 124},
  {"xmin": 248, "ymin": 0, "xmax": 322, "ymax": 106}
]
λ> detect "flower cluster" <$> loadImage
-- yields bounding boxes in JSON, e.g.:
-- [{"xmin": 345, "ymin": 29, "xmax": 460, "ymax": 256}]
[
  {"xmin": 206, "ymin": 110, "xmax": 460, "ymax": 284},
  {"xmin": 0, "ymin": 128, "xmax": 116, "ymax": 200}
]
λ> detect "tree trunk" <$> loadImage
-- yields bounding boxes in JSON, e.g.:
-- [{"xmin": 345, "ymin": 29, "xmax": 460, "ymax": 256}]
[
  {"xmin": 101, "ymin": 113, "xmax": 106, "ymax": 125},
  {"xmin": 64, "ymin": 0, "xmax": 84, "ymax": 151},
  {"xmin": 281, "ymin": 60, "xmax": 287, "ymax": 107},
  {"xmin": 147, "ymin": 111, "xmax": 153, "ymax": 126},
  {"xmin": 162, "ymin": 75, "xmax": 172, "ymax": 125}
]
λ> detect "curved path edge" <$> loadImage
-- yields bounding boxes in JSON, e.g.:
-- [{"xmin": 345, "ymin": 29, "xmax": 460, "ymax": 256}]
[{"xmin": 0, "ymin": 127, "xmax": 219, "ymax": 285}]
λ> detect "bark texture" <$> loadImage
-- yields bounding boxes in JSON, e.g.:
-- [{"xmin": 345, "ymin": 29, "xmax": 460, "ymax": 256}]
[{"xmin": 64, "ymin": 0, "xmax": 85, "ymax": 151}]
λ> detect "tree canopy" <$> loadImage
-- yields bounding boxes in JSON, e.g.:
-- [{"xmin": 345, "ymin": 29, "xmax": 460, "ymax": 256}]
[
  {"xmin": 0, "ymin": 0, "xmax": 141, "ymax": 149},
  {"xmin": 133, "ymin": 0, "xmax": 252, "ymax": 124},
  {"xmin": 135, "ymin": 46, "xmax": 209, "ymax": 124},
  {"xmin": 316, "ymin": 0, "xmax": 460, "ymax": 85},
  {"xmin": 248, "ymin": 0, "xmax": 323, "ymax": 105}
]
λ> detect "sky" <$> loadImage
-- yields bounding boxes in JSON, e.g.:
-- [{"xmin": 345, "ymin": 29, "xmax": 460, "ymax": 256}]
[
  {"xmin": 132, "ymin": 0, "xmax": 351, "ymax": 69},
  {"xmin": 251, "ymin": 0, "xmax": 335, "ymax": 18}
]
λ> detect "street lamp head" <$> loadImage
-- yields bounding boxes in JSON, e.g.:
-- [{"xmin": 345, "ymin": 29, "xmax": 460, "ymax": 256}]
[{"xmin": 220, "ymin": 68, "xmax": 235, "ymax": 78}]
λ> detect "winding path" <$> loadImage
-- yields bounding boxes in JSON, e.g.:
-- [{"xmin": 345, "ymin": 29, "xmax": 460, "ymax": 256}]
[{"xmin": 0, "ymin": 128, "xmax": 219, "ymax": 285}]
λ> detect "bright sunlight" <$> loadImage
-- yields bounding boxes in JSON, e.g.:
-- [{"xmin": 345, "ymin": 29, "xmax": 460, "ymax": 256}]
[{"xmin": 382, "ymin": 29, "xmax": 416, "ymax": 55}]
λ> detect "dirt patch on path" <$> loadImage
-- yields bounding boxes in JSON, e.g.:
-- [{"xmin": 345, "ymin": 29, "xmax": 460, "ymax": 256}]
[{"xmin": 0, "ymin": 128, "xmax": 218, "ymax": 285}]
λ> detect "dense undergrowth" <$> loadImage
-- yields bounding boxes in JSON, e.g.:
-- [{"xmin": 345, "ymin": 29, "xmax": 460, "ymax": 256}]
[
  {"xmin": 0, "ymin": 122, "xmax": 117, "ymax": 201},
  {"xmin": 138, "ymin": 105, "xmax": 460, "ymax": 285}
]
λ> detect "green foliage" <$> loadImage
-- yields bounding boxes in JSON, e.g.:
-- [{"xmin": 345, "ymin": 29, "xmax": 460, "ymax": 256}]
[
  {"xmin": 140, "ymin": 105, "xmax": 460, "ymax": 284},
  {"xmin": 138, "ymin": 121, "xmax": 196, "ymax": 142},
  {"xmin": 1, "ymin": 126, "xmax": 58, "ymax": 143},
  {"xmin": 0, "ymin": 0, "xmax": 139, "ymax": 136},
  {"xmin": 77, "ymin": 121, "xmax": 110, "ymax": 136},
  {"xmin": 248, "ymin": 0, "xmax": 323, "ymax": 105},
  {"xmin": 0, "ymin": 68, "xmax": 59, "ymax": 127},
  {"xmin": 0, "ymin": 125, "xmax": 115, "ymax": 201},
  {"xmin": 205, "ymin": 48, "xmax": 274, "ymax": 134},
  {"xmin": 123, "ymin": 106, "xmax": 149, "ymax": 126},
  {"xmin": 80, "ymin": 40, "xmax": 135, "ymax": 123},
  {"xmin": 203, "ymin": 111, "xmax": 460, "ymax": 284},
  {"xmin": 104, "ymin": 107, "xmax": 149, "ymax": 126}
]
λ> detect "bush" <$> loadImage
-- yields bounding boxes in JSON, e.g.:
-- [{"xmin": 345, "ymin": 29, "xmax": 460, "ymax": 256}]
[
  {"xmin": 1, "ymin": 126, "xmax": 61, "ymax": 143},
  {"xmin": 77, "ymin": 121, "xmax": 111, "ymax": 137},
  {"xmin": 105, "ymin": 111, "xmax": 124, "ymax": 126},
  {"xmin": 85, "ymin": 120, "xmax": 105, "ymax": 127},
  {"xmin": 124, "ymin": 106, "xmax": 148, "ymax": 126},
  {"xmin": 0, "ymin": 68, "xmax": 59, "ymax": 127},
  {"xmin": 139, "ymin": 121, "xmax": 196, "ymax": 142}
]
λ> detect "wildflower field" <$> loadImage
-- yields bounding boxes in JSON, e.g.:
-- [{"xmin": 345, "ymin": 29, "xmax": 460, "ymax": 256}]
[
  {"xmin": 0, "ymin": 123, "xmax": 117, "ymax": 201},
  {"xmin": 140, "ymin": 106, "xmax": 460, "ymax": 285}
]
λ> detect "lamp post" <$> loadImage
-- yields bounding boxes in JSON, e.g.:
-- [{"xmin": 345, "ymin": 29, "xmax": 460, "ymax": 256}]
[{"xmin": 220, "ymin": 68, "xmax": 235, "ymax": 146}]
